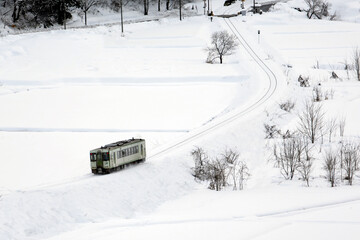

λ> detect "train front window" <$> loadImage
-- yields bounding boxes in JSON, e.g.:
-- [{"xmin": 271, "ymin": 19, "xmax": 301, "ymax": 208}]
[{"xmin": 102, "ymin": 153, "xmax": 109, "ymax": 161}]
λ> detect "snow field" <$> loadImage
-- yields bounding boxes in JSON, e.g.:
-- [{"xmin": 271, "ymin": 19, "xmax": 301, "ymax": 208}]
[
  {"xmin": 0, "ymin": 16, "xmax": 256, "ymax": 191},
  {"xmin": 0, "ymin": 10, "xmax": 268, "ymax": 240},
  {"xmin": 1, "ymin": 0, "xmax": 360, "ymax": 240}
]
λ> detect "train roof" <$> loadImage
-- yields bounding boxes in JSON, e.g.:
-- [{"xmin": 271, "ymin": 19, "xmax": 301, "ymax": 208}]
[{"xmin": 91, "ymin": 138, "xmax": 144, "ymax": 151}]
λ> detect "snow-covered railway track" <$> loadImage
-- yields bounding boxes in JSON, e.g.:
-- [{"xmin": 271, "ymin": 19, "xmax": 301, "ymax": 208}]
[{"xmin": 148, "ymin": 15, "xmax": 279, "ymax": 160}]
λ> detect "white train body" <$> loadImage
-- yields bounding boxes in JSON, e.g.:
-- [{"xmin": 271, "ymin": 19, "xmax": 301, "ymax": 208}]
[{"xmin": 90, "ymin": 138, "xmax": 146, "ymax": 174}]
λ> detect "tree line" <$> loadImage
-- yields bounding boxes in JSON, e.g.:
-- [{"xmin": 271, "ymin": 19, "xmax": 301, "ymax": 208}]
[{"xmin": 0, "ymin": 0, "xmax": 190, "ymax": 28}]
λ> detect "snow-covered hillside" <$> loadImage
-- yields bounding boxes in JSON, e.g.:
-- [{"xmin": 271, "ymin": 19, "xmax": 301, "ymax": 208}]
[{"xmin": 0, "ymin": 0, "xmax": 360, "ymax": 240}]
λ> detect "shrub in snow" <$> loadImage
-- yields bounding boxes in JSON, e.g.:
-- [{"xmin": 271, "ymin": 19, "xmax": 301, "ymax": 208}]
[
  {"xmin": 342, "ymin": 59, "xmax": 352, "ymax": 80},
  {"xmin": 312, "ymin": 85, "xmax": 334, "ymax": 102},
  {"xmin": 304, "ymin": 0, "xmax": 331, "ymax": 19},
  {"xmin": 330, "ymin": 71, "xmax": 339, "ymax": 79},
  {"xmin": 191, "ymin": 146, "xmax": 208, "ymax": 182},
  {"xmin": 298, "ymin": 75, "xmax": 310, "ymax": 87},
  {"xmin": 191, "ymin": 148, "xmax": 249, "ymax": 191},
  {"xmin": 312, "ymin": 86, "xmax": 323, "ymax": 102},
  {"xmin": 324, "ymin": 89, "xmax": 334, "ymax": 100},
  {"xmin": 264, "ymin": 124, "xmax": 281, "ymax": 139},
  {"xmin": 206, "ymin": 31, "xmax": 238, "ymax": 64},
  {"xmin": 279, "ymin": 99, "xmax": 295, "ymax": 113},
  {"xmin": 353, "ymin": 48, "xmax": 360, "ymax": 81}
]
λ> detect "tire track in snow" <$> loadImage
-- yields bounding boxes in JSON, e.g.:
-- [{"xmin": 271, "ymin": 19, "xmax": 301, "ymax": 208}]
[{"xmin": 256, "ymin": 198, "xmax": 360, "ymax": 218}]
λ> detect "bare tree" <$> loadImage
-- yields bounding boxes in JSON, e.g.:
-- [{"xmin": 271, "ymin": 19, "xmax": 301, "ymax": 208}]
[
  {"xmin": 206, "ymin": 31, "xmax": 238, "ymax": 64},
  {"xmin": 340, "ymin": 142, "xmax": 360, "ymax": 185},
  {"xmin": 191, "ymin": 147, "xmax": 250, "ymax": 191},
  {"xmin": 191, "ymin": 147, "xmax": 227, "ymax": 191},
  {"xmin": 338, "ymin": 116, "xmax": 346, "ymax": 137},
  {"xmin": 304, "ymin": 0, "xmax": 331, "ymax": 19},
  {"xmin": 236, "ymin": 160, "xmax": 250, "ymax": 190},
  {"xmin": 327, "ymin": 117, "xmax": 338, "ymax": 143},
  {"xmin": 11, "ymin": 0, "xmax": 23, "ymax": 23},
  {"xmin": 221, "ymin": 149, "xmax": 250, "ymax": 190},
  {"xmin": 298, "ymin": 100, "xmax": 325, "ymax": 144},
  {"xmin": 143, "ymin": 0, "xmax": 149, "ymax": 15},
  {"xmin": 191, "ymin": 146, "xmax": 208, "ymax": 181},
  {"xmin": 297, "ymin": 141, "xmax": 313, "ymax": 186},
  {"xmin": 206, "ymin": 158, "xmax": 228, "ymax": 191},
  {"xmin": 272, "ymin": 137, "xmax": 304, "ymax": 180},
  {"xmin": 222, "ymin": 149, "xmax": 239, "ymax": 189},
  {"xmin": 0, "ymin": 3, "xmax": 12, "ymax": 28},
  {"xmin": 353, "ymin": 47, "xmax": 360, "ymax": 81},
  {"xmin": 80, "ymin": 0, "xmax": 100, "ymax": 26},
  {"xmin": 323, "ymin": 149, "xmax": 338, "ymax": 187}
]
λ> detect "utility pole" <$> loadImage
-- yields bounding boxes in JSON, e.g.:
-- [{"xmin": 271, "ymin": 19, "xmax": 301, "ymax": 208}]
[
  {"xmin": 179, "ymin": 0, "xmax": 182, "ymax": 21},
  {"xmin": 120, "ymin": 0, "xmax": 124, "ymax": 34},
  {"xmin": 203, "ymin": 0, "xmax": 206, "ymax": 15},
  {"xmin": 207, "ymin": 0, "xmax": 209, "ymax": 15},
  {"xmin": 63, "ymin": 0, "xmax": 66, "ymax": 30}
]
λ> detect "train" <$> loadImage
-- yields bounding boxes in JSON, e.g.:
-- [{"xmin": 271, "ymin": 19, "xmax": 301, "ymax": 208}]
[{"xmin": 90, "ymin": 138, "xmax": 146, "ymax": 174}]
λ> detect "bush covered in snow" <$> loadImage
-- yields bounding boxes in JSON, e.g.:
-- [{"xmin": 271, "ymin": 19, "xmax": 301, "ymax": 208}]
[{"xmin": 191, "ymin": 147, "xmax": 250, "ymax": 191}]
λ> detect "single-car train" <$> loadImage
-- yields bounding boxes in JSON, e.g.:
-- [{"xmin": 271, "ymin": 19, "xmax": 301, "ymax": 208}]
[{"xmin": 90, "ymin": 138, "xmax": 146, "ymax": 174}]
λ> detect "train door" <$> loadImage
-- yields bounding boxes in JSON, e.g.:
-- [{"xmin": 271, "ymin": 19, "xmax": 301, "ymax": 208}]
[{"xmin": 96, "ymin": 150, "xmax": 103, "ymax": 168}]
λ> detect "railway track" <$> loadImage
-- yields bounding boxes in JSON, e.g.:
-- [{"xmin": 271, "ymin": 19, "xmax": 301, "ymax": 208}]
[{"xmin": 148, "ymin": 7, "xmax": 280, "ymax": 160}]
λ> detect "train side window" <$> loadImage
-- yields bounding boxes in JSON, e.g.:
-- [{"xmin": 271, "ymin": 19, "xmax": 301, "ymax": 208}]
[{"xmin": 141, "ymin": 145, "xmax": 143, "ymax": 155}]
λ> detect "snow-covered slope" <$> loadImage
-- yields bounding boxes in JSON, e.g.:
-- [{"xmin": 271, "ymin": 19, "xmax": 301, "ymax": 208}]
[{"xmin": 0, "ymin": 0, "xmax": 360, "ymax": 240}]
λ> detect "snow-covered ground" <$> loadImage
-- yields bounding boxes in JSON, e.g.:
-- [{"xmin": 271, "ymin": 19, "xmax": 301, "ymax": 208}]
[{"xmin": 0, "ymin": 0, "xmax": 360, "ymax": 240}]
